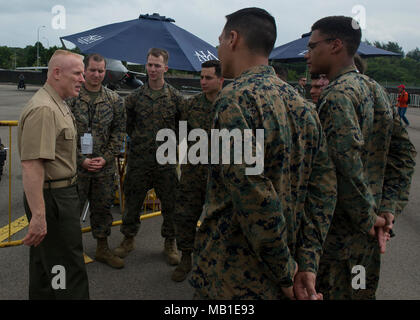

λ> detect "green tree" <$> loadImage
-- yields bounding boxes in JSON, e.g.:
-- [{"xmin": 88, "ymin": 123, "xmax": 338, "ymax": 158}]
[
  {"xmin": 1, "ymin": 40, "xmax": 419, "ymax": 85},
  {"xmin": 23, "ymin": 44, "xmax": 37, "ymax": 67},
  {"xmin": 407, "ymin": 48, "xmax": 420, "ymax": 62},
  {"xmin": 372, "ymin": 41, "xmax": 404, "ymax": 55},
  {"xmin": 0, "ymin": 46, "xmax": 13, "ymax": 69}
]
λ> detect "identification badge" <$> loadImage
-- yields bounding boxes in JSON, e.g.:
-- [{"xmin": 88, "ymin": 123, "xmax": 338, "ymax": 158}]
[{"xmin": 81, "ymin": 133, "xmax": 93, "ymax": 154}]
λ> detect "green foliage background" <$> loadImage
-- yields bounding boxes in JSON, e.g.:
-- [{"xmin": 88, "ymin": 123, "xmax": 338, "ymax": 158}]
[
  {"xmin": 0, "ymin": 40, "xmax": 419, "ymax": 86},
  {"xmin": 272, "ymin": 41, "xmax": 420, "ymax": 87},
  {"xmin": 0, "ymin": 43, "xmax": 81, "ymax": 69}
]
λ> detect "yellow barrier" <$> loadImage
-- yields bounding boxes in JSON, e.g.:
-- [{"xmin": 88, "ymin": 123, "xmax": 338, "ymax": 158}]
[
  {"xmin": 115, "ymin": 153, "xmax": 126, "ymax": 212},
  {"xmin": 81, "ymin": 211, "xmax": 162, "ymax": 234},
  {"xmin": 0, "ymin": 120, "xmax": 164, "ymax": 249},
  {"xmin": 0, "ymin": 121, "xmax": 19, "ymax": 127},
  {"xmin": 0, "ymin": 120, "xmax": 18, "ymax": 244},
  {"xmin": 0, "ymin": 211, "xmax": 162, "ymax": 248}
]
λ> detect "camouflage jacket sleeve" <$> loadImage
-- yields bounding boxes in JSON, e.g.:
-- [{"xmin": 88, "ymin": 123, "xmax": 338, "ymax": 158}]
[
  {"xmin": 103, "ymin": 93, "xmax": 126, "ymax": 165},
  {"xmin": 216, "ymin": 98, "xmax": 296, "ymax": 288},
  {"xmin": 318, "ymin": 93, "xmax": 377, "ymax": 234},
  {"xmin": 66, "ymin": 97, "xmax": 76, "ymax": 109},
  {"xmin": 380, "ymin": 106, "xmax": 417, "ymax": 216},
  {"xmin": 124, "ymin": 91, "xmax": 137, "ymax": 138},
  {"xmin": 174, "ymin": 88, "xmax": 191, "ymax": 122},
  {"xmin": 65, "ymin": 97, "xmax": 86, "ymax": 168},
  {"xmin": 296, "ymin": 110, "xmax": 337, "ymax": 274}
]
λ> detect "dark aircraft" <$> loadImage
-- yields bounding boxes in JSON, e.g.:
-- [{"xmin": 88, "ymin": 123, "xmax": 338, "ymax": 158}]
[
  {"xmin": 103, "ymin": 58, "xmax": 144, "ymax": 90},
  {"xmin": 15, "ymin": 58, "xmax": 144, "ymax": 90}
]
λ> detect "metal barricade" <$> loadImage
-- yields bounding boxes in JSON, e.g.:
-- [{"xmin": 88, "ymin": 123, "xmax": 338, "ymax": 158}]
[
  {"xmin": 389, "ymin": 93, "xmax": 398, "ymax": 106},
  {"xmin": 410, "ymin": 94, "xmax": 420, "ymax": 107},
  {"xmin": 0, "ymin": 120, "xmax": 162, "ymax": 249},
  {"xmin": 0, "ymin": 120, "xmax": 18, "ymax": 247},
  {"xmin": 390, "ymin": 92, "xmax": 420, "ymax": 108}
]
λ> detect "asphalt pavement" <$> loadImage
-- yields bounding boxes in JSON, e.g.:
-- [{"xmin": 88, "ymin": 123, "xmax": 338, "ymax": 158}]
[{"xmin": 0, "ymin": 83, "xmax": 419, "ymax": 300}]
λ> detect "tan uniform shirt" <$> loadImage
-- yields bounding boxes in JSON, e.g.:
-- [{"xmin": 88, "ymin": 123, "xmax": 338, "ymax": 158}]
[{"xmin": 18, "ymin": 83, "xmax": 77, "ymax": 182}]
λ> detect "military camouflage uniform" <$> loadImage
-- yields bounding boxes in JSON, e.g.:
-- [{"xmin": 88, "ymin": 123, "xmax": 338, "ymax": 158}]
[
  {"xmin": 315, "ymin": 65, "xmax": 417, "ymax": 300},
  {"xmin": 67, "ymin": 85, "xmax": 126, "ymax": 239},
  {"xmin": 295, "ymin": 84, "xmax": 306, "ymax": 99},
  {"xmin": 174, "ymin": 93, "xmax": 215, "ymax": 252},
  {"xmin": 189, "ymin": 65, "xmax": 337, "ymax": 299},
  {"xmin": 122, "ymin": 81, "xmax": 186, "ymax": 239}
]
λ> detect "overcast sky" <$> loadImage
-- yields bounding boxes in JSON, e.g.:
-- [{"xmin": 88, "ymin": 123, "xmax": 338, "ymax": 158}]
[{"xmin": 1, "ymin": 0, "xmax": 419, "ymax": 55}]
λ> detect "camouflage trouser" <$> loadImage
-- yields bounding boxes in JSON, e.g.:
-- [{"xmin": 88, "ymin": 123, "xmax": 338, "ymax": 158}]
[
  {"xmin": 317, "ymin": 234, "xmax": 380, "ymax": 300},
  {"xmin": 174, "ymin": 165, "xmax": 208, "ymax": 252},
  {"xmin": 192, "ymin": 289, "xmax": 210, "ymax": 300},
  {"xmin": 77, "ymin": 174, "xmax": 115, "ymax": 239},
  {"xmin": 121, "ymin": 165, "xmax": 178, "ymax": 239}
]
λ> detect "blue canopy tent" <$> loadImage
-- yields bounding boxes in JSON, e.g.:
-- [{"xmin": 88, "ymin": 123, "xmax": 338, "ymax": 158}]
[
  {"xmin": 60, "ymin": 13, "xmax": 218, "ymax": 72},
  {"xmin": 270, "ymin": 32, "xmax": 401, "ymax": 62}
]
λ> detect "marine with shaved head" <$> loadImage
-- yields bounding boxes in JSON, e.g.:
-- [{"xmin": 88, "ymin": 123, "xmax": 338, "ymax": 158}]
[{"xmin": 18, "ymin": 49, "xmax": 90, "ymax": 299}]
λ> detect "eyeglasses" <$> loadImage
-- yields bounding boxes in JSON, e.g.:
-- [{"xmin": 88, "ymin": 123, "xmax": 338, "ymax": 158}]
[{"xmin": 307, "ymin": 38, "xmax": 335, "ymax": 51}]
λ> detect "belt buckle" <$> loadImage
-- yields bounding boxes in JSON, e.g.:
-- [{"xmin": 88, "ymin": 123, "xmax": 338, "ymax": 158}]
[{"xmin": 44, "ymin": 175, "xmax": 76, "ymax": 189}]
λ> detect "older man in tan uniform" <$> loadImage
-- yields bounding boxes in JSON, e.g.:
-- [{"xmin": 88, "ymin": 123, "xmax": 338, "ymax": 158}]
[{"xmin": 18, "ymin": 50, "xmax": 89, "ymax": 300}]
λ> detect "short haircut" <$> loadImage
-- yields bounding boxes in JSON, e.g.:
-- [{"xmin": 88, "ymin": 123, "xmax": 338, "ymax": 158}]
[
  {"xmin": 201, "ymin": 60, "xmax": 222, "ymax": 78},
  {"xmin": 48, "ymin": 49, "xmax": 82, "ymax": 64},
  {"xmin": 47, "ymin": 49, "xmax": 83, "ymax": 77},
  {"xmin": 147, "ymin": 48, "xmax": 169, "ymax": 65},
  {"xmin": 223, "ymin": 7, "xmax": 276, "ymax": 56},
  {"xmin": 84, "ymin": 53, "xmax": 106, "ymax": 70},
  {"xmin": 311, "ymin": 16, "xmax": 361, "ymax": 56}
]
